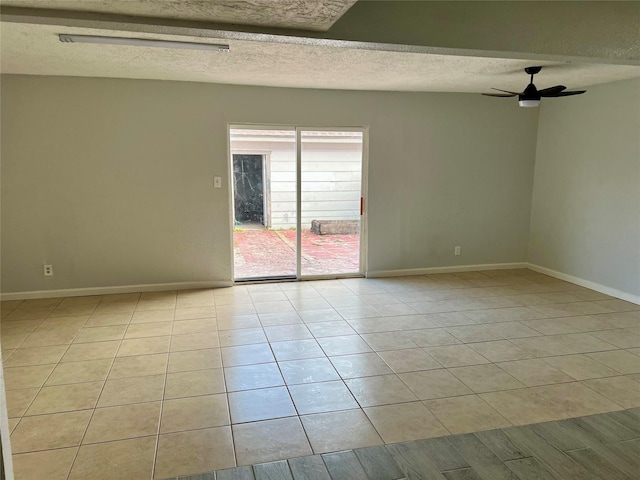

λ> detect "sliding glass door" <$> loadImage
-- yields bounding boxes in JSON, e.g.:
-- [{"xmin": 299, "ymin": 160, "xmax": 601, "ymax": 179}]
[
  {"xmin": 230, "ymin": 126, "xmax": 366, "ymax": 281},
  {"xmin": 299, "ymin": 130, "xmax": 364, "ymax": 277}
]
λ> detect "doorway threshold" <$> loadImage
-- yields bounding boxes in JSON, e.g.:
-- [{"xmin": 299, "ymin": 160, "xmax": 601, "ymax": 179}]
[
  {"xmin": 234, "ymin": 276, "xmax": 297, "ymax": 285},
  {"xmin": 234, "ymin": 273, "xmax": 366, "ymax": 285}
]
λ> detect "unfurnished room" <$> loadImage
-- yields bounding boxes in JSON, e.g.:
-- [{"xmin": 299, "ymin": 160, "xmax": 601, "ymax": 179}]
[{"xmin": 0, "ymin": 1, "xmax": 639, "ymax": 479}]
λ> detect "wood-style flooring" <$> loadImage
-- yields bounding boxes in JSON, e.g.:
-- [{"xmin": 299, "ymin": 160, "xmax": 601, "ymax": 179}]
[{"xmin": 171, "ymin": 407, "xmax": 640, "ymax": 480}]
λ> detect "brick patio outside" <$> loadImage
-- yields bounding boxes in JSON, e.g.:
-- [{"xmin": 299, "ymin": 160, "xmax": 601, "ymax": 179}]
[{"xmin": 233, "ymin": 229, "xmax": 360, "ymax": 279}]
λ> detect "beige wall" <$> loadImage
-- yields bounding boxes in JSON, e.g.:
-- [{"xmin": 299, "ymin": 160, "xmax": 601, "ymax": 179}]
[
  {"xmin": 529, "ymin": 78, "xmax": 640, "ymax": 299},
  {"xmin": 1, "ymin": 75, "xmax": 538, "ymax": 293}
]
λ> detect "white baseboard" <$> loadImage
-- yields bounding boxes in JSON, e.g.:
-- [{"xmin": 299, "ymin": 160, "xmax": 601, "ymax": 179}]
[
  {"xmin": 527, "ymin": 263, "xmax": 640, "ymax": 305},
  {"xmin": 4, "ymin": 265, "xmax": 637, "ymax": 305},
  {"xmin": 0, "ymin": 281, "xmax": 234, "ymax": 301},
  {"xmin": 366, "ymin": 262, "xmax": 528, "ymax": 278}
]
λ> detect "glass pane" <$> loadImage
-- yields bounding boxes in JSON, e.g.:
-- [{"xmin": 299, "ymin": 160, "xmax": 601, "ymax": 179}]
[
  {"xmin": 300, "ymin": 130, "xmax": 363, "ymax": 276},
  {"xmin": 230, "ymin": 128, "xmax": 297, "ymax": 279}
]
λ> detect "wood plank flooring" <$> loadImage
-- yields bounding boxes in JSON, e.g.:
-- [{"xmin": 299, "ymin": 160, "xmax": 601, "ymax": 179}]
[{"xmin": 166, "ymin": 408, "xmax": 640, "ymax": 479}]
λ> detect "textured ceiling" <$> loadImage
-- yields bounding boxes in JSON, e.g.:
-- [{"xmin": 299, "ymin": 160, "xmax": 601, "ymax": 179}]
[
  {"xmin": 0, "ymin": 0, "xmax": 358, "ymax": 31},
  {"xmin": 2, "ymin": 22, "xmax": 639, "ymax": 93}
]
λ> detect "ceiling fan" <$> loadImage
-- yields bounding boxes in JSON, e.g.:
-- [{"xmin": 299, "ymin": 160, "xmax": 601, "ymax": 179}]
[{"xmin": 483, "ymin": 66, "xmax": 586, "ymax": 107}]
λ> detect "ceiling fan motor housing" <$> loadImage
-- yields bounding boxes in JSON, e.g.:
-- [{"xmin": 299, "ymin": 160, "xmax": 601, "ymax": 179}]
[{"xmin": 521, "ymin": 83, "xmax": 541, "ymax": 101}]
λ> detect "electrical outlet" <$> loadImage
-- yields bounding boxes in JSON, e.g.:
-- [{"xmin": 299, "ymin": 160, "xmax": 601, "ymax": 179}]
[
  {"xmin": 454, "ymin": 246, "xmax": 461, "ymax": 256},
  {"xmin": 43, "ymin": 264, "xmax": 54, "ymax": 276}
]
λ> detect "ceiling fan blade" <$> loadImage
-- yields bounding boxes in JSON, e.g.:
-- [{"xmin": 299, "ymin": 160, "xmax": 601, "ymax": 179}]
[
  {"xmin": 482, "ymin": 93, "xmax": 517, "ymax": 97},
  {"xmin": 547, "ymin": 90, "xmax": 587, "ymax": 97},
  {"xmin": 491, "ymin": 88, "xmax": 521, "ymax": 95},
  {"xmin": 538, "ymin": 85, "xmax": 566, "ymax": 96}
]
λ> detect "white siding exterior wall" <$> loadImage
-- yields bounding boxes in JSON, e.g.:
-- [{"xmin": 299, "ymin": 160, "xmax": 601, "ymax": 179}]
[{"xmin": 230, "ymin": 130, "xmax": 362, "ymax": 230}]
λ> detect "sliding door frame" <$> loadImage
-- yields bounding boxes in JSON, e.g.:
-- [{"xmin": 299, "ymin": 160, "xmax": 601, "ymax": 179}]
[{"xmin": 228, "ymin": 123, "xmax": 369, "ymax": 282}]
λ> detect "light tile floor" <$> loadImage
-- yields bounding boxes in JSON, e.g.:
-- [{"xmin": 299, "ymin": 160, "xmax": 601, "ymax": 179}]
[{"xmin": 2, "ymin": 268, "xmax": 639, "ymax": 479}]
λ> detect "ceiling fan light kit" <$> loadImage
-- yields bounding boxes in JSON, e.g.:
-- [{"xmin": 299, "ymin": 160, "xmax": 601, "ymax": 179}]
[
  {"xmin": 483, "ymin": 66, "xmax": 586, "ymax": 107},
  {"xmin": 519, "ymin": 99, "xmax": 540, "ymax": 108}
]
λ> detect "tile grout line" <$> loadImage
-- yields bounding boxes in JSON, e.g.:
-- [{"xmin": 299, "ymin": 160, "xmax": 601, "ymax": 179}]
[
  {"xmin": 150, "ymin": 290, "xmax": 179, "ymax": 480},
  {"xmin": 64, "ymin": 293, "xmax": 141, "ymax": 480},
  {"xmin": 210, "ymin": 293, "xmax": 240, "ymax": 471},
  {"xmin": 235, "ymin": 291, "xmax": 306, "ymax": 466}
]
